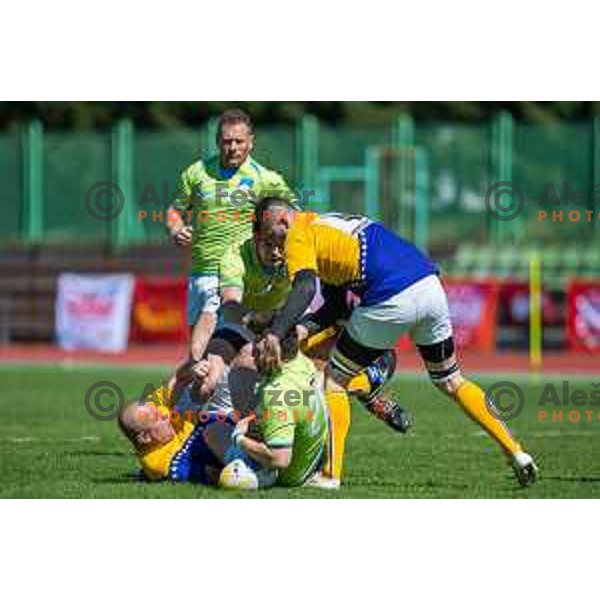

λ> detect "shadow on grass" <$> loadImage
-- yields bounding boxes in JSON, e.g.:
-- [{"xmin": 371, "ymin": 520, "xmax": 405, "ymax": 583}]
[
  {"xmin": 349, "ymin": 476, "xmax": 473, "ymax": 491},
  {"xmin": 66, "ymin": 450, "xmax": 129, "ymax": 458},
  {"xmin": 543, "ymin": 476, "xmax": 600, "ymax": 484},
  {"xmin": 91, "ymin": 472, "xmax": 148, "ymax": 484}
]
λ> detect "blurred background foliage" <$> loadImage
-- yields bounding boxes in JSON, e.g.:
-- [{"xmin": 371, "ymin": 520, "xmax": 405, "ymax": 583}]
[{"xmin": 2, "ymin": 101, "xmax": 600, "ymax": 131}]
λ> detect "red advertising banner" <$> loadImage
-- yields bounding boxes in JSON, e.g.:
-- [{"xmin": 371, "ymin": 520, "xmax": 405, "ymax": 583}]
[
  {"xmin": 396, "ymin": 279, "xmax": 500, "ymax": 352},
  {"xmin": 444, "ymin": 279, "xmax": 500, "ymax": 350},
  {"xmin": 567, "ymin": 280, "xmax": 600, "ymax": 352},
  {"xmin": 130, "ymin": 277, "xmax": 188, "ymax": 343},
  {"xmin": 500, "ymin": 282, "xmax": 561, "ymax": 326}
]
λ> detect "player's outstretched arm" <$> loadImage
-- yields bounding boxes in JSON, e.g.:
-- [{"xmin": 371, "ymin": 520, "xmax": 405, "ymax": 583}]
[
  {"xmin": 257, "ymin": 270, "xmax": 318, "ymax": 373},
  {"xmin": 269, "ymin": 270, "xmax": 318, "ymax": 340}
]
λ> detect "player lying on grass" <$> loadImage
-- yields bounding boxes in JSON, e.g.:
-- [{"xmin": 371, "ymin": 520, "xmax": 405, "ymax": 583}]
[
  {"xmin": 118, "ymin": 391, "xmax": 241, "ymax": 485},
  {"xmin": 118, "ymin": 327, "xmax": 327, "ymax": 490},
  {"xmin": 253, "ymin": 197, "xmax": 539, "ymax": 489},
  {"xmin": 117, "ymin": 328, "xmax": 261, "ymax": 484},
  {"xmin": 217, "ymin": 214, "xmax": 412, "ymax": 435}
]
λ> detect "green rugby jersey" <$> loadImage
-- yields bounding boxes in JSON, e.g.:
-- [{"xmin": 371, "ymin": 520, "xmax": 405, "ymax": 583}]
[
  {"xmin": 173, "ymin": 155, "xmax": 291, "ymax": 275},
  {"xmin": 219, "ymin": 237, "xmax": 291, "ymax": 319},
  {"xmin": 257, "ymin": 353, "xmax": 328, "ymax": 487}
]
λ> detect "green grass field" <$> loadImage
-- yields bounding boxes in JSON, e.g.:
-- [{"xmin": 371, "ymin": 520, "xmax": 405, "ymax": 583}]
[{"xmin": 1, "ymin": 365, "xmax": 600, "ymax": 498}]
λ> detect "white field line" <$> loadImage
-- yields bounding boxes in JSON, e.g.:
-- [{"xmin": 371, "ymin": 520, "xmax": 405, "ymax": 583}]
[
  {"xmin": 0, "ymin": 362, "xmax": 597, "ymax": 382},
  {"xmin": 0, "ymin": 361, "xmax": 171, "ymax": 372},
  {"xmin": 4, "ymin": 430, "xmax": 597, "ymax": 445},
  {"xmin": 3, "ymin": 436, "xmax": 101, "ymax": 444},
  {"xmin": 469, "ymin": 429, "xmax": 598, "ymax": 438}
]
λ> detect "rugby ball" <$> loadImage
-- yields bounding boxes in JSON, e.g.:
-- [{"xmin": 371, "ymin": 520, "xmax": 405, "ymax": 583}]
[{"xmin": 219, "ymin": 459, "xmax": 259, "ymax": 490}]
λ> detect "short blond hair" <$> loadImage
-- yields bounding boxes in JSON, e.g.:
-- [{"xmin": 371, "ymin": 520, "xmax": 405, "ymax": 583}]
[{"xmin": 217, "ymin": 108, "xmax": 254, "ymax": 138}]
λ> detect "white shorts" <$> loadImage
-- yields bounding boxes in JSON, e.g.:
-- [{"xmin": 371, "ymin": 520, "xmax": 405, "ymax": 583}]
[
  {"xmin": 345, "ymin": 275, "xmax": 453, "ymax": 350},
  {"xmin": 187, "ymin": 275, "xmax": 220, "ymax": 326}
]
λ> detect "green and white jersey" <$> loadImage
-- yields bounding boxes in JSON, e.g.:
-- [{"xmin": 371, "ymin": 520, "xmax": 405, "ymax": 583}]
[
  {"xmin": 173, "ymin": 155, "xmax": 290, "ymax": 275},
  {"xmin": 257, "ymin": 353, "xmax": 328, "ymax": 487},
  {"xmin": 219, "ymin": 237, "xmax": 291, "ymax": 321}
]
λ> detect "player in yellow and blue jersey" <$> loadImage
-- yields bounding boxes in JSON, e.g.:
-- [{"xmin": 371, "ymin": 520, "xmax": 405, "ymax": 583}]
[
  {"xmin": 253, "ymin": 197, "xmax": 538, "ymax": 489},
  {"xmin": 217, "ymin": 221, "xmax": 412, "ymax": 437},
  {"xmin": 118, "ymin": 384, "xmax": 231, "ymax": 484},
  {"xmin": 117, "ymin": 324, "xmax": 261, "ymax": 483}
]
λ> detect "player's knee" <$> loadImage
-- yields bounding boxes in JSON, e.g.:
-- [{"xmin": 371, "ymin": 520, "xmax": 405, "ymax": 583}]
[
  {"xmin": 419, "ymin": 337, "xmax": 463, "ymax": 396},
  {"xmin": 327, "ymin": 330, "xmax": 383, "ymax": 389}
]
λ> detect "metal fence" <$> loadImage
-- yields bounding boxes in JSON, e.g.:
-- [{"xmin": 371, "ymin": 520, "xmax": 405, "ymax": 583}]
[{"xmin": 2, "ymin": 114, "xmax": 599, "ymax": 254}]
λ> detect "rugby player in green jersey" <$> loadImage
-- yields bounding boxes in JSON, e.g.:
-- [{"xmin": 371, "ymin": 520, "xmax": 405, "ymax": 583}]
[
  {"xmin": 219, "ymin": 231, "xmax": 292, "ymax": 331},
  {"xmin": 166, "ymin": 109, "xmax": 292, "ymax": 364},
  {"xmin": 219, "ymin": 331, "xmax": 329, "ymax": 489}
]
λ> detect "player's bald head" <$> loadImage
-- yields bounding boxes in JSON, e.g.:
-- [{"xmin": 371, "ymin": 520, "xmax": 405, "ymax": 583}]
[
  {"xmin": 118, "ymin": 402, "xmax": 150, "ymax": 440},
  {"xmin": 253, "ymin": 198, "xmax": 298, "ymax": 269},
  {"xmin": 118, "ymin": 401, "xmax": 172, "ymax": 450},
  {"xmin": 254, "ymin": 197, "xmax": 297, "ymax": 235}
]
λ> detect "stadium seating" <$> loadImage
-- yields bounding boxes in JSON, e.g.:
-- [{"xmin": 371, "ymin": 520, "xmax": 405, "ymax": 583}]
[
  {"xmin": 443, "ymin": 243, "xmax": 600, "ymax": 289},
  {"xmin": 0, "ymin": 244, "xmax": 186, "ymax": 342}
]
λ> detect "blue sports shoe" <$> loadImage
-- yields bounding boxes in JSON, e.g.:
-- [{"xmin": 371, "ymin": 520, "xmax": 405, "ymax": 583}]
[{"xmin": 361, "ymin": 351, "xmax": 413, "ymax": 434}]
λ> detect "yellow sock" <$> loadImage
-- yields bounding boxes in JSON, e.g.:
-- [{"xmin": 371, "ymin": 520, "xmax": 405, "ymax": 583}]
[
  {"xmin": 347, "ymin": 372, "xmax": 370, "ymax": 396},
  {"xmin": 455, "ymin": 380, "xmax": 522, "ymax": 457},
  {"xmin": 323, "ymin": 389, "xmax": 351, "ymax": 481}
]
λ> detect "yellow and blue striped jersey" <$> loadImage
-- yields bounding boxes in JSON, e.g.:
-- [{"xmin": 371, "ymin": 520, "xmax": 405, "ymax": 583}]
[{"xmin": 284, "ymin": 212, "xmax": 438, "ymax": 306}]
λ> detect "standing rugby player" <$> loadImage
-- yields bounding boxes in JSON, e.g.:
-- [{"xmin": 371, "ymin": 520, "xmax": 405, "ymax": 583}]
[{"xmin": 166, "ymin": 109, "xmax": 292, "ymax": 363}]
